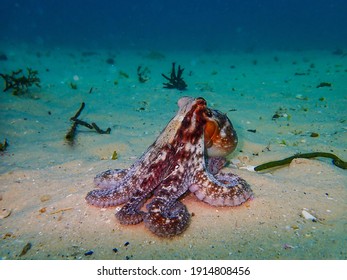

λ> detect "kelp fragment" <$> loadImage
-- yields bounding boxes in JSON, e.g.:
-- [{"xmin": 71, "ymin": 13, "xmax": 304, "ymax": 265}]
[
  {"xmin": 0, "ymin": 68, "xmax": 41, "ymax": 95},
  {"xmin": 112, "ymin": 150, "xmax": 118, "ymax": 160},
  {"xmin": 162, "ymin": 62, "xmax": 187, "ymax": 90},
  {"xmin": 65, "ymin": 122, "xmax": 79, "ymax": 143},
  {"xmin": 69, "ymin": 82, "xmax": 78, "ymax": 90},
  {"xmin": 0, "ymin": 138, "xmax": 9, "ymax": 151},
  {"xmin": 90, "ymin": 122, "xmax": 111, "ymax": 134},
  {"xmin": 19, "ymin": 242, "xmax": 32, "ymax": 257},
  {"xmin": 316, "ymin": 82, "xmax": 332, "ymax": 88},
  {"xmin": 71, "ymin": 102, "xmax": 85, "ymax": 120},
  {"xmin": 119, "ymin": 71, "xmax": 129, "ymax": 78},
  {"xmin": 65, "ymin": 102, "xmax": 111, "ymax": 144},
  {"xmin": 137, "ymin": 65, "xmax": 150, "ymax": 83},
  {"xmin": 254, "ymin": 152, "xmax": 346, "ymax": 171}
]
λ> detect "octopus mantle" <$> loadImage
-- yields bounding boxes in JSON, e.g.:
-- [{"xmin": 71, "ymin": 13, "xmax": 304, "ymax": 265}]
[{"xmin": 86, "ymin": 97, "xmax": 253, "ymax": 237}]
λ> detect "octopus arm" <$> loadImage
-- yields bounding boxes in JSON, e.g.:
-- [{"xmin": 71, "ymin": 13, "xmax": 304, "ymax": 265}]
[
  {"xmin": 93, "ymin": 148, "xmax": 155, "ymax": 189},
  {"xmin": 189, "ymin": 171, "xmax": 253, "ymax": 206},
  {"xmin": 189, "ymin": 138, "xmax": 253, "ymax": 207},
  {"xmin": 93, "ymin": 168, "xmax": 129, "ymax": 188},
  {"xmin": 206, "ymin": 156, "xmax": 227, "ymax": 175},
  {"xmin": 115, "ymin": 148, "xmax": 174, "ymax": 225},
  {"xmin": 115, "ymin": 189, "xmax": 152, "ymax": 225},
  {"xmin": 143, "ymin": 170, "xmax": 191, "ymax": 237},
  {"xmin": 86, "ymin": 168, "xmax": 139, "ymax": 207},
  {"xmin": 85, "ymin": 185, "xmax": 133, "ymax": 208},
  {"xmin": 86, "ymin": 145, "xmax": 170, "ymax": 208}
]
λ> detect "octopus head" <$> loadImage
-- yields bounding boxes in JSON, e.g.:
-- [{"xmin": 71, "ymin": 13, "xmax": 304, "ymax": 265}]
[
  {"xmin": 175, "ymin": 97, "xmax": 238, "ymax": 157},
  {"xmin": 204, "ymin": 109, "xmax": 238, "ymax": 157}
]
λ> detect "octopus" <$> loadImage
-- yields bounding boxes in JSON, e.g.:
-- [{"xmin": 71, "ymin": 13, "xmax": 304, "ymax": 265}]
[{"xmin": 86, "ymin": 97, "xmax": 253, "ymax": 237}]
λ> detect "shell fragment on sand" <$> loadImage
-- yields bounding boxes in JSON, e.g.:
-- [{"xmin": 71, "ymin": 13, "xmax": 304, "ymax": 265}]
[
  {"xmin": 301, "ymin": 209, "xmax": 317, "ymax": 222},
  {"xmin": 0, "ymin": 208, "xmax": 11, "ymax": 219}
]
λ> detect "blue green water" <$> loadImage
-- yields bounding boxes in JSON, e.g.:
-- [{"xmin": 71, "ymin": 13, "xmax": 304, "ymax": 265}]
[{"xmin": 1, "ymin": 0, "xmax": 347, "ymax": 51}]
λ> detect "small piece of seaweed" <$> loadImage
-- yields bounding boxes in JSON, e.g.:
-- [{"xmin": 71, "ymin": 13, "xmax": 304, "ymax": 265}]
[
  {"xmin": 162, "ymin": 63, "xmax": 187, "ymax": 90},
  {"xmin": 65, "ymin": 102, "xmax": 111, "ymax": 145},
  {"xmin": 69, "ymin": 82, "xmax": 78, "ymax": 90},
  {"xmin": 0, "ymin": 68, "xmax": 41, "ymax": 95},
  {"xmin": 119, "ymin": 71, "xmax": 129, "ymax": 79},
  {"xmin": 137, "ymin": 65, "xmax": 150, "ymax": 83},
  {"xmin": 316, "ymin": 82, "xmax": 332, "ymax": 88},
  {"xmin": 111, "ymin": 150, "xmax": 118, "ymax": 160},
  {"xmin": 254, "ymin": 152, "xmax": 346, "ymax": 171},
  {"xmin": 0, "ymin": 138, "xmax": 9, "ymax": 152},
  {"xmin": 19, "ymin": 242, "xmax": 32, "ymax": 257}
]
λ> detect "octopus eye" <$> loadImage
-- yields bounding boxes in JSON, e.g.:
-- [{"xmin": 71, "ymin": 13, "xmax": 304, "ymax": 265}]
[
  {"xmin": 206, "ymin": 120, "xmax": 219, "ymax": 134},
  {"xmin": 205, "ymin": 109, "xmax": 212, "ymax": 117},
  {"xmin": 204, "ymin": 120, "xmax": 218, "ymax": 148}
]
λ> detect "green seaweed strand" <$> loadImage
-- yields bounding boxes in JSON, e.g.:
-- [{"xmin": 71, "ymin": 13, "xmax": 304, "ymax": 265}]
[{"xmin": 254, "ymin": 152, "xmax": 347, "ymax": 171}]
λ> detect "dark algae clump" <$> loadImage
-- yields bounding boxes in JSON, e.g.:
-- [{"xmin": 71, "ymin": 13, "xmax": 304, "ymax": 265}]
[
  {"xmin": 65, "ymin": 102, "xmax": 111, "ymax": 145},
  {"xmin": 106, "ymin": 57, "xmax": 115, "ymax": 65},
  {"xmin": 69, "ymin": 82, "xmax": 78, "ymax": 90},
  {"xmin": 0, "ymin": 138, "xmax": 9, "ymax": 151},
  {"xmin": 19, "ymin": 242, "xmax": 32, "ymax": 257},
  {"xmin": 162, "ymin": 62, "xmax": 187, "ymax": 90},
  {"xmin": 137, "ymin": 65, "xmax": 151, "ymax": 83},
  {"xmin": 316, "ymin": 82, "xmax": 332, "ymax": 88},
  {"xmin": 0, "ymin": 68, "xmax": 41, "ymax": 95}
]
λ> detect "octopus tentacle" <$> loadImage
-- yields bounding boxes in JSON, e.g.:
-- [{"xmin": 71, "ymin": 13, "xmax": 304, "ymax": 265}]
[
  {"xmin": 116, "ymin": 190, "xmax": 150, "ymax": 225},
  {"xmin": 93, "ymin": 151, "xmax": 152, "ymax": 189},
  {"xmin": 115, "ymin": 147, "xmax": 176, "ymax": 225},
  {"xmin": 207, "ymin": 156, "xmax": 227, "ymax": 175},
  {"xmin": 86, "ymin": 145, "xmax": 173, "ymax": 208},
  {"xmin": 144, "ymin": 199, "xmax": 190, "ymax": 237},
  {"xmin": 94, "ymin": 168, "xmax": 129, "ymax": 188},
  {"xmin": 144, "ymin": 169, "xmax": 191, "ymax": 237},
  {"xmin": 85, "ymin": 185, "xmax": 133, "ymax": 207},
  {"xmin": 189, "ymin": 138, "xmax": 253, "ymax": 207},
  {"xmin": 88, "ymin": 167, "xmax": 137, "ymax": 206},
  {"xmin": 190, "ymin": 171, "xmax": 253, "ymax": 206}
]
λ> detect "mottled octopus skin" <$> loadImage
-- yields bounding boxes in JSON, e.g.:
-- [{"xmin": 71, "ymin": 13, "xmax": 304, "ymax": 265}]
[{"xmin": 86, "ymin": 97, "xmax": 253, "ymax": 237}]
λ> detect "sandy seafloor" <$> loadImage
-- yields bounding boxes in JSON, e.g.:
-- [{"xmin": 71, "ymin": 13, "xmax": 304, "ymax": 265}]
[{"xmin": 0, "ymin": 44, "xmax": 346, "ymax": 260}]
